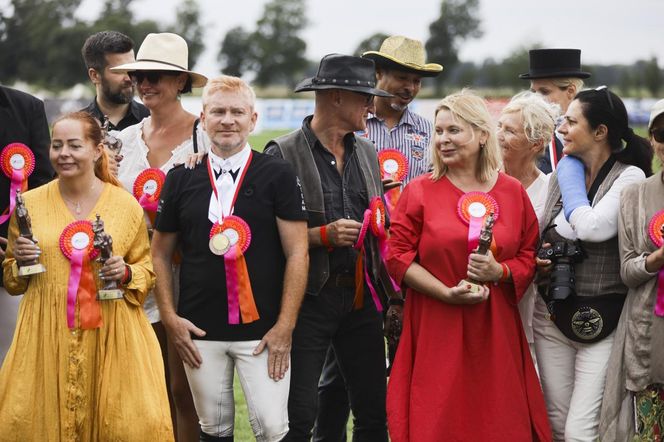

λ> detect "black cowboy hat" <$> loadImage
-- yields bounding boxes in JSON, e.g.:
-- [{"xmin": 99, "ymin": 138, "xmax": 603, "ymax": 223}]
[
  {"xmin": 519, "ymin": 49, "xmax": 591, "ymax": 80},
  {"xmin": 294, "ymin": 54, "xmax": 392, "ymax": 97}
]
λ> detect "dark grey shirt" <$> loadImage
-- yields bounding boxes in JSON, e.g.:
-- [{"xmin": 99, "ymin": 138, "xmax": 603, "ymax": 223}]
[
  {"xmin": 265, "ymin": 116, "xmax": 368, "ymax": 274},
  {"xmin": 82, "ymin": 97, "xmax": 150, "ymax": 131}
]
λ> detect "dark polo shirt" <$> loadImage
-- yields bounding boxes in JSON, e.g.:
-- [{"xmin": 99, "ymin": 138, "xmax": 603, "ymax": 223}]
[
  {"xmin": 81, "ymin": 97, "xmax": 150, "ymax": 131},
  {"xmin": 155, "ymin": 151, "xmax": 307, "ymax": 341}
]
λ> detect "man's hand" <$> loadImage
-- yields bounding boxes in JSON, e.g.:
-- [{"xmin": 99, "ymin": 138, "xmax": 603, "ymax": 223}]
[
  {"xmin": 164, "ymin": 315, "xmax": 206, "ymax": 368},
  {"xmin": 253, "ymin": 323, "xmax": 292, "ymax": 381},
  {"xmin": 326, "ymin": 219, "xmax": 362, "ymax": 247}
]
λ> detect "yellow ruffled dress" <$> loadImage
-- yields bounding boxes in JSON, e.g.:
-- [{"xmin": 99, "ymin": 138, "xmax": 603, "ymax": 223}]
[{"xmin": 0, "ymin": 180, "xmax": 173, "ymax": 441}]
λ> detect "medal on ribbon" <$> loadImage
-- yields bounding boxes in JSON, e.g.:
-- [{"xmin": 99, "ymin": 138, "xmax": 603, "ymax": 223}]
[
  {"xmin": 648, "ymin": 210, "xmax": 664, "ymax": 317},
  {"xmin": 133, "ymin": 168, "xmax": 165, "ymax": 212},
  {"xmin": 207, "ymin": 152, "xmax": 259, "ymax": 325},
  {"xmin": 457, "ymin": 192, "xmax": 499, "ymax": 254},
  {"xmin": 0, "ymin": 143, "xmax": 35, "ymax": 224},
  {"xmin": 378, "ymin": 149, "xmax": 408, "ymax": 215},
  {"xmin": 59, "ymin": 220, "xmax": 102, "ymax": 329},
  {"xmin": 351, "ymin": 208, "xmax": 383, "ymax": 312}
]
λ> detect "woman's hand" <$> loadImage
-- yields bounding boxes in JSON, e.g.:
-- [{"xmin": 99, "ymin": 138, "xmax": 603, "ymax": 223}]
[
  {"xmin": 467, "ymin": 250, "xmax": 502, "ymax": 282},
  {"xmin": 182, "ymin": 152, "xmax": 206, "ymax": 169},
  {"xmin": 13, "ymin": 236, "xmax": 40, "ymax": 265},
  {"xmin": 441, "ymin": 281, "xmax": 490, "ymax": 305},
  {"xmin": 646, "ymin": 245, "xmax": 664, "ymax": 273},
  {"xmin": 99, "ymin": 255, "xmax": 127, "ymax": 282}
]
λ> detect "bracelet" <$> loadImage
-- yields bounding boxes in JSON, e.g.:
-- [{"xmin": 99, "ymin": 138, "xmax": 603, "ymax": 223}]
[
  {"xmin": 388, "ymin": 297, "xmax": 404, "ymax": 306},
  {"xmin": 121, "ymin": 265, "xmax": 132, "ymax": 285},
  {"xmin": 320, "ymin": 225, "xmax": 333, "ymax": 250},
  {"xmin": 500, "ymin": 263, "xmax": 510, "ymax": 282}
]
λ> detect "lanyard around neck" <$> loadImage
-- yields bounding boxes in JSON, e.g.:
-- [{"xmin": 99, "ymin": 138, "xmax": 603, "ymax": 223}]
[{"xmin": 206, "ymin": 150, "xmax": 253, "ymax": 221}]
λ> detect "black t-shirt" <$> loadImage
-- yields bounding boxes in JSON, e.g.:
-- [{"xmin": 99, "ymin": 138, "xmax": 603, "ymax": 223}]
[{"xmin": 155, "ymin": 151, "xmax": 307, "ymax": 341}]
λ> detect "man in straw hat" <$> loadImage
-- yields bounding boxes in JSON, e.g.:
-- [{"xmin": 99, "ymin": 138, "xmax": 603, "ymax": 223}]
[
  {"xmin": 312, "ymin": 35, "xmax": 443, "ymax": 441},
  {"xmin": 265, "ymin": 54, "xmax": 393, "ymax": 442},
  {"xmin": 520, "ymin": 48, "xmax": 591, "ymax": 174}
]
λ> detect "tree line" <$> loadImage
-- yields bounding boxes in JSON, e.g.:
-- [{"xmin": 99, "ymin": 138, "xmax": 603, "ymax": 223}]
[{"xmin": 1, "ymin": 0, "xmax": 661, "ymax": 97}]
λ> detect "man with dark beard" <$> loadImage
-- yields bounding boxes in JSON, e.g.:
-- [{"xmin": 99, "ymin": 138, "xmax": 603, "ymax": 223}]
[{"xmin": 81, "ymin": 31, "xmax": 149, "ymax": 131}]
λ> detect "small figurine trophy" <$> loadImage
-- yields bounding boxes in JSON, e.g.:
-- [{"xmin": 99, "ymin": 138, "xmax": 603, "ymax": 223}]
[
  {"xmin": 93, "ymin": 214, "xmax": 124, "ymax": 300},
  {"xmin": 463, "ymin": 212, "xmax": 496, "ymax": 293},
  {"xmin": 101, "ymin": 115, "xmax": 123, "ymax": 163},
  {"xmin": 15, "ymin": 190, "xmax": 46, "ymax": 276}
]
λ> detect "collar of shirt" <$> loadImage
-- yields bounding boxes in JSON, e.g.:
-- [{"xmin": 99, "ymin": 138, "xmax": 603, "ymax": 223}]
[
  {"xmin": 366, "ymin": 107, "xmax": 416, "ymax": 129},
  {"xmin": 85, "ymin": 97, "xmax": 149, "ymax": 131},
  {"xmin": 208, "ymin": 143, "xmax": 251, "ymax": 178},
  {"xmin": 302, "ymin": 115, "xmax": 356, "ymax": 159}
]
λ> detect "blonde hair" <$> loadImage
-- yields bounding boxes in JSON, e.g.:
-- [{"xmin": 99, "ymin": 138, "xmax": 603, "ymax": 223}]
[
  {"xmin": 51, "ymin": 112, "xmax": 122, "ymax": 187},
  {"xmin": 431, "ymin": 89, "xmax": 500, "ymax": 182},
  {"xmin": 544, "ymin": 77, "xmax": 584, "ymax": 93},
  {"xmin": 202, "ymin": 75, "xmax": 256, "ymax": 109},
  {"xmin": 501, "ymin": 91, "xmax": 560, "ymax": 146}
]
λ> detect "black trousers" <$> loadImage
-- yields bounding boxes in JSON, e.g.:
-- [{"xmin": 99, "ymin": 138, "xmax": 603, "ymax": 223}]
[
  {"xmin": 313, "ymin": 346, "xmax": 350, "ymax": 442},
  {"xmin": 283, "ymin": 283, "xmax": 388, "ymax": 442}
]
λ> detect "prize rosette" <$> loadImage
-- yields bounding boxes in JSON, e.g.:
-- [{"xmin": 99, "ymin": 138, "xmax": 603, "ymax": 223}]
[
  {"xmin": 378, "ymin": 149, "xmax": 408, "ymax": 216},
  {"xmin": 133, "ymin": 168, "xmax": 165, "ymax": 212},
  {"xmin": 59, "ymin": 221, "xmax": 102, "ymax": 329},
  {"xmin": 0, "ymin": 143, "xmax": 35, "ymax": 224},
  {"xmin": 457, "ymin": 192, "xmax": 500, "ymax": 255},
  {"xmin": 352, "ymin": 208, "xmax": 383, "ymax": 313},
  {"xmin": 648, "ymin": 210, "xmax": 664, "ymax": 317},
  {"xmin": 209, "ymin": 215, "xmax": 259, "ymax": 325},
  {"xmin": 368, "ymin": 197, "xmax": 400, "ymax": 294}
]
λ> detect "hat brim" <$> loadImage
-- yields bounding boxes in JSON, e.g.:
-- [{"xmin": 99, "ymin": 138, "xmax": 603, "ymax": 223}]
[
  {"xmin": 362, "ymin": 52, "xmax": 443, "ymax": 77},
  {"xmin": 294, "ymin": 77, "xmax": 393, "ymax": 97},
  {"xmin": 519, "ymin": 70, "xmax": 591, "ymax": 80},
  {"xmin": 110, "ymin": 60, "xmax": 208, "ymax": 88}
]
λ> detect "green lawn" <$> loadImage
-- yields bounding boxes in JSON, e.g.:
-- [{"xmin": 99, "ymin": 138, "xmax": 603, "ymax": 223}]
[{"xmin": 249, "ymin": 130, "xmax": 291, "ymax": 152}]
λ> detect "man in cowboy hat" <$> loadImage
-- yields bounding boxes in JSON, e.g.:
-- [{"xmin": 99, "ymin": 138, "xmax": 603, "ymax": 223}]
[
  {"xmin": 520, "ymin": 48, "xmax": 591, "ymax": 173},
  {"xmin": 311, "ymin": 35, "xmax": 443, "ymax": 441},
  {"xmin": 265, "ymin": 54, "xmax": 393, "ymax": 442},
  {"xmin": 81, "ymin": 31, "xmax": 150, "ymax": 132}
]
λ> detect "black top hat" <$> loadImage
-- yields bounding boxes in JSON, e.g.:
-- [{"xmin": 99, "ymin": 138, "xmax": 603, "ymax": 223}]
[
  {"xmin": 294, "ymin": 54, "xmax": 392, "ymax": 97},
  {"xmin": 519, "ymin": 49, "xmax": 591, "ymax": 80}
]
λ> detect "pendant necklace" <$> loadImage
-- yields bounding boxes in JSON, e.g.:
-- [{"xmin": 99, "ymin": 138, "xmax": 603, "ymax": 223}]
[{"xmin": 61, "ymin": 180, "xmax": 97, "ymax": 215}]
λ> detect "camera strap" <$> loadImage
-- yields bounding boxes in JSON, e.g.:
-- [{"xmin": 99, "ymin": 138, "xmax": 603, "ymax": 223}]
[{"xmin": 587, "ymin": 156, "xmax": 616, "ymax": 203}]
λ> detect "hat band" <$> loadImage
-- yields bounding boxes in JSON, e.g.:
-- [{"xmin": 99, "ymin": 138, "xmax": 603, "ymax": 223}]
[
  {"xmin": 312, "ymin": 77, "xmax": 375, "ymax": 87},
  {"xmin": 136, "ymin": 58, "xmax": 187, "ymax": 71}
]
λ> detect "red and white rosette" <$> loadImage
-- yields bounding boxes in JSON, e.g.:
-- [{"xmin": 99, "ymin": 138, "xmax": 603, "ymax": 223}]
[
  {"xmin": 209, "ymin": 215, "xmax": 259, "ymax": 325},
  {"xmin": 648, "ymin": 210, "xmax": 664, "ymax": 317},
  {"xmin": 457, "ymin": 192, "xmax": 499, "ymax": 254},
  {"xmin": 378, "ymin": 149, "xmax": 408, "ymax": 216},
  {"xmin": 0, "ymin": 143, "xmax": 35, "ymax": 224},
  {"xmin": 59, "ymin": 221, "xmax": 101, "ymax": 329},
  {"xmin": 133, "ymin": 168, "xmax": 165, "ymax": 212},
  {"xmin": 351, "ymin": 208, "xmax": 383, "ymax": 312}
]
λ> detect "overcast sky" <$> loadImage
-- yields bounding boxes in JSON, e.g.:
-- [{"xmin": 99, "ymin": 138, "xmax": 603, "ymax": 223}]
[{"xmin": 42, "ymin": 0, "xmax": 664, "ymax": 78}]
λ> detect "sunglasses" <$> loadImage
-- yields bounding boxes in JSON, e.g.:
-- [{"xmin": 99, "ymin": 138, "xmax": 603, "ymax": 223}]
[
  {"xmin": 651, "ymin": 128, "xmax": 664, "ymax": 143},
  {"xmin": 129, "ymin": 70, "xmax": 180, "ymax": 84},
  {"xmin": 355, "ymin": 92, "xmax": 374, "ymax": 106},
  {"xmin": 595, "ymin": 85, "xmax": 615, "ymax": 111}
]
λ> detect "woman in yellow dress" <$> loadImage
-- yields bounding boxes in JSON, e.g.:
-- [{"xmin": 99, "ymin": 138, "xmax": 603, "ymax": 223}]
[{"xmin": 0, "ymin": 111, "xmax": 173, "ymax": 441}]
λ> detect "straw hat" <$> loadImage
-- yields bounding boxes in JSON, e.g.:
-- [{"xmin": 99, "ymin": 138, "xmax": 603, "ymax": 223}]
[
  {"xmin": 362, "ymin": 36, "xmax": 443, "ymax": 77},
  {"xmin": 294, "ymin": 54, "xmax": 392, "ymax": 97},
  {"xmin": 110, "ymin": 33, "xmax": 207, "ymax": 88}
]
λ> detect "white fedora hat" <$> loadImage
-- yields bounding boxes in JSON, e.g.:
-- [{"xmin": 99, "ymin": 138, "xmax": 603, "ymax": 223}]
[{"xmin": 111, "ymin": 33, "xmax": 207, "ymax": 88}]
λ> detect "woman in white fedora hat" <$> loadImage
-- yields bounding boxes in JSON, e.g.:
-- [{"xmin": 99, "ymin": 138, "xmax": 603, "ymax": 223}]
[{"xmin": 111, "ymin": 32, "xmax": 208, "ymax": 442}]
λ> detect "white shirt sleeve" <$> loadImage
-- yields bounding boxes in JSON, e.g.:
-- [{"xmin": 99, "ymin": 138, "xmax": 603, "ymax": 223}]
[{"xmin": 567, "ymin": 166, "xmax": 646, "ymax": 242}]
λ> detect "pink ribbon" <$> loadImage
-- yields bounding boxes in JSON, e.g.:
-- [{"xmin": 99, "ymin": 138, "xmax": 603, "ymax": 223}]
[
  {"xmin": 0, "ymin": 168, "xmax": 24, "ymax": 224},
  {"xmin": 138, "ymin": 193, "xmax": 158, "ymax": 212},
  {"xmin": 655, "ymin": 270, "xmax": 664, "ymax": 317},
  {"xmin": 224, "ymin": 245, "xmax": 241, "ymax": 324},
  {"xmin": 65, "ymin": 248, "xmax": 85, "ymax": 329},
  {"xmin": 467, "ymin": 215, "xmax": 483, "ymax": 254},
  {"xmin": 375, "ymin": 222, "xmax": 401, "ymax": 293},
  {"xmin": 364, "ymin": 262, "xmax": 383, "ymax": 312}
]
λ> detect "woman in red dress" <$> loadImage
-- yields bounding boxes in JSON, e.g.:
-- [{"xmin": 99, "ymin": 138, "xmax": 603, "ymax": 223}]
[{"xmin": 386, "ymin": 90, "xmax": 552, "ymax": 441}]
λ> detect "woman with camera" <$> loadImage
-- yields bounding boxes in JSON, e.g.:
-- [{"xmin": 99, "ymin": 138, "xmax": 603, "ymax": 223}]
[
  {"xmin": 497, "ymin": 91, "xmax": 559, "ymax": 365},
  {"xmin": 600, "ymin": 99, "xmax": 664, "ymax": 440},
  {"xmin": 386, "ymin": 90, "xmax": 551, "ymax": 441},
  {"xmin": 534, "ymin": 87, "xmax": 652, "ymax": 441}
]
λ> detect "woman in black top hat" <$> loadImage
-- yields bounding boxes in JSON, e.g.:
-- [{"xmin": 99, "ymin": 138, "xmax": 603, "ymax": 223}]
[
  {"xmin": 534, "ymin": 86, "xmax": 652, "ymax": 441},
  {"xmin": 520, "ymin": 49, "xmax": 591, "ymax": 174}
]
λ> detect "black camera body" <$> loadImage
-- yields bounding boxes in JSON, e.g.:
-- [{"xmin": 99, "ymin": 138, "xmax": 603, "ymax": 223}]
[{"xmin": 538, "ymin": 240, "xmax": 586, "ymax": 301}]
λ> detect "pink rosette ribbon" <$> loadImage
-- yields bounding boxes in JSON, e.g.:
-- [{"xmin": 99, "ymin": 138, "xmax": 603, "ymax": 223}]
[
  {"xmin": 457, "ymin": 192, "xmax": 500, "ymax": 255},
  {"xmin": 133, "ymin": 168, "xmax": 165, "ymax": 212},
  {"xmin": 352, "ymin": 209, "xmax": 383, "ymax": 312},
  {"xmin": 0, "ymin": 143, "xmax": 35, "ymax": 224},
  {"xmin": 648, "ymin": 210, "xmax": 664, "ymax": 317}
]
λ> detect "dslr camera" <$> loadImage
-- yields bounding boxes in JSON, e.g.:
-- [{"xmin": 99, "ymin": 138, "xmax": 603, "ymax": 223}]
[{"xmin": 538, "ymin": 240, "xmax": 586, "ymax": 301}]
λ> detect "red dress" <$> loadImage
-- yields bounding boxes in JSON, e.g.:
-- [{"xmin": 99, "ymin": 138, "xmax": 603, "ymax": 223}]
[{"xmin": 386, "ymin": 173, "xmax": 552, "ymax": 442}]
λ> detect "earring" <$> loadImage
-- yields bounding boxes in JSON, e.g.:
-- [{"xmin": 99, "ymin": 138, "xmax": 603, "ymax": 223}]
[{"xmin": 480, "ymin": 142, "xmax": 486, "ymax": 149}]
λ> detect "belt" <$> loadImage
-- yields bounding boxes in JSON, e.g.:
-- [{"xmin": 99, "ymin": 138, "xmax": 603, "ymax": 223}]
[{"xmin": 328, "ymin": 273, "xmax": 356, "ymax": 288}]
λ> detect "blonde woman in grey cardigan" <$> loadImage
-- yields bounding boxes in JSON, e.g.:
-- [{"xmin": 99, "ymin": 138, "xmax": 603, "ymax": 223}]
[{"xmin": 600, "ymin": 99, "xmax": 664, "ymax": 441}]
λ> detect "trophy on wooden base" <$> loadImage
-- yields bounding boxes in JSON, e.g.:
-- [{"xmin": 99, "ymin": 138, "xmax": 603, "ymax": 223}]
[
  {"xmin": 92, "ymin": 214, "xmax": 124, "ymax": 300},
  {"xmin": 463, "ymin": 212, "xmax": 496, "ymax": 293},
  {"xmin": 15, "ymin": 190, "xmax": 46, "ymax": 276}
]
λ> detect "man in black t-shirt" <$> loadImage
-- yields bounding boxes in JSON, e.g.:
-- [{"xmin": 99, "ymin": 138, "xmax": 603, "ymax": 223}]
[{"xmin": 152, "ymin": 76, "xmax": 308, "ymax": 442}]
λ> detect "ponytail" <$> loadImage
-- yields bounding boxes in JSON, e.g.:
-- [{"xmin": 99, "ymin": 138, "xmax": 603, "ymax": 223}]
[{"xmin": 95, "ymin": 147, "xmax": 122, "ymax": 187}]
